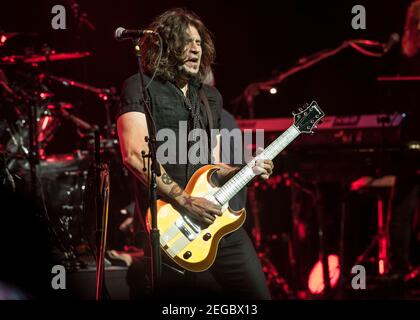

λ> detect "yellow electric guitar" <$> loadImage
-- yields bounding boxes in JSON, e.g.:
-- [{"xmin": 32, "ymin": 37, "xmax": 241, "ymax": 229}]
[{"xmin": 146, "ymin": 101, "xmax": 325, "ymax": 272}]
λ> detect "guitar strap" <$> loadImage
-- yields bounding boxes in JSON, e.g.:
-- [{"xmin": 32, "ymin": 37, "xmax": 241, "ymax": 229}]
[
  {"xmin": 199, "ymin": 88, "xmax": 215, "ymax": 162},
  {"xmin": 198, "ymin": 88, "xmax": 213, "ymax": 134},
  {"xmin": 185, "ymin": 88, "xmax": 214, "ymax": 182}
]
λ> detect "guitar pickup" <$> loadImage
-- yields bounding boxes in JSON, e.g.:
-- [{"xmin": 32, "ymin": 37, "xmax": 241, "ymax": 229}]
[
  {"xmin": 176, "ymin": 217, "xmax": 198, "ymax": 240},
  {"xmin": 183, "ymin": 215, "xmax": 201, "ymax": 234}
]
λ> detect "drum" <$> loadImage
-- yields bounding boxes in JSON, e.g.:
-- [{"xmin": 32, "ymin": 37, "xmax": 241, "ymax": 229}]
[
  {"xmin": 10, "ymin": 151, "xmax": 93, "ymax": 261},
  {"xmin": 9, "ymin": 142, "xmax": 134, "ymax": 266},
  {"xmin": 4, "ymin": 103, "xmax": 63, "ymax": 158},
  {"xmin": 39, "ymin": 148, "xmax": 134, "ymax": 256},
  {"xmin": 38, "ymin": 152, "xmax": 92, "ymax": 255}
]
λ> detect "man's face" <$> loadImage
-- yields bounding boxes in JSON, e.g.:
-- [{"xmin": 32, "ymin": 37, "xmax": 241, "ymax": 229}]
[{"xmin": 179, "ymin": 25, "xmax": 202, "ymax": 77}]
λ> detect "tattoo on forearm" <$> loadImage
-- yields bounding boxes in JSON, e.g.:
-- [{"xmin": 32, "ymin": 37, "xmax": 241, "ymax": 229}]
[
  {"xmin": 169, "ymin": 184, "xmax": 183, "ymax": 198},
  {"xmin": 161, "ymin": 173, "xmax": 174, "ymax": 185}
]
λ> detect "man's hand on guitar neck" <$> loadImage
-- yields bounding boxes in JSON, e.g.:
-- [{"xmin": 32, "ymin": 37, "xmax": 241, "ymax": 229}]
[
  {"xmin": 251, "ymin": 158, "xmax": 274, "ymax": 180},
  {"xmin": 215, "ymin": 147, "xmax": 274, "ymax": 185},
  {"xmin": 251, "ymin": 147, "xmax": 274, "ymax": 180}
]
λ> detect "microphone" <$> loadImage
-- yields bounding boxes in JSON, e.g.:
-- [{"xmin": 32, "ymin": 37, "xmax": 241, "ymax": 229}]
[
  {"xmin": 384, "ymin": 33, "xmax": 400, "ymax": 53},
  {"xmin": 114, "ymin": 27, "xmax": 156, "ymax": 41}
]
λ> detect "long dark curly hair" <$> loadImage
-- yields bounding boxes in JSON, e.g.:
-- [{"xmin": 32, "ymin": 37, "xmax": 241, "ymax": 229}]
[{"xmin": 140, "ymin": 8, "xmax": 216, "ymax": 82}]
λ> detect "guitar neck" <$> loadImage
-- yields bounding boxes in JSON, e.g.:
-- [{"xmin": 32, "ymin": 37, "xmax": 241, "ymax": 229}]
[{"xmin": 214, "ymin": 125, "xmax": 301, "ymax": 205}]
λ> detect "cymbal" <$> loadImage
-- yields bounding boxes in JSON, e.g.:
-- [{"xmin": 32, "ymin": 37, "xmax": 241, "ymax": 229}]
[
  {"xmin": 0, "ymin": 55, "xmax": 24, "ymax": 65},
  {"xmin": 0, "ymin": 31, "xmax": 39, "ymax": 47},
  {"xmin": 377, "ymin": 76, "xmax": 420, "ymax": 81},
  {"xmin": 23, "ymin": 51, "xmax": 91, "ymax": 63},
  {"xmin": 0, "ymin": 51, "xmax": 91, "ymax": 65},
  {"xmin": 0, "ymin": 32, "xmax": 18, "ymax": 46}
]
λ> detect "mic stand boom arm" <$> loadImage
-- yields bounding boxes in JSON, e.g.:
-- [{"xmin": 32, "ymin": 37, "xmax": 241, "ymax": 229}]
[
  {"xmin": 240, "ymin": 37, "xmax": 389, "ymax": 118},
  {"xmin": 242, "ymin": 41, "xmax": 350, "ymax": 118}
]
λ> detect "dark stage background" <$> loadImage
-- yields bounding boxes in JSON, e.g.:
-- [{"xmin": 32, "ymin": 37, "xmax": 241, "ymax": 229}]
[{"xmin": 0, "ymin": 1, "xmax": 416, "ymax": 128}]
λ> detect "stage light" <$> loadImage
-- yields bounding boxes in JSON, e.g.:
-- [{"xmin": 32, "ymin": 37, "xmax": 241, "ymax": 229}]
[
  {"xmin": 269, "ymin": 87, "xmax": 277, "ymax": 94},
  {"xmin": 308, "ymin": 254, "xmax": 340, "ymax": 294},
  {"xmin": 41, "ymin": 116, "xmax": 51, "ymax": 131}
]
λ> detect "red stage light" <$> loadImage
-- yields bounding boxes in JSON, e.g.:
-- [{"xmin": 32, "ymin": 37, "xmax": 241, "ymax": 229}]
[
  {"xmin": 308, "ymin": 254, "xmax": 340, "ymax": 294},
  {"xmin": 41, "ymin": 116, "xmax": 50, "ymax": 131},
  {"xmin": 99, "ymin": 93, "xmax": 109, "ymax": 101}
]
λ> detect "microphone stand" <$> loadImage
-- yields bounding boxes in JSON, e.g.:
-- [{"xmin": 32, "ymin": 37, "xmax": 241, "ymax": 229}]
[
  {"xmin": 94, "ymin": 128, "xmax": 111, "ymax": 300},
  {"xmin": 27, "ymin": 101, "xmax": 39, "ymax": 203},
  {"xmin": 132, "ymin": 38, "xmax": 162, "ymax": 294}
]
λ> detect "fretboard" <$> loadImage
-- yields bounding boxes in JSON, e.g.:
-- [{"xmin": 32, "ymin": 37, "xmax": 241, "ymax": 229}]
[{"xmin": 214, "ymin": 125, "xmax": 301, "ymax": 205}]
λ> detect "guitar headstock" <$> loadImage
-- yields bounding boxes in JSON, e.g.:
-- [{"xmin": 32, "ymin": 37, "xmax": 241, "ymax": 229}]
[{"xmin": 293, "ymin": 101, "xmax": 325, "ymax": 133}]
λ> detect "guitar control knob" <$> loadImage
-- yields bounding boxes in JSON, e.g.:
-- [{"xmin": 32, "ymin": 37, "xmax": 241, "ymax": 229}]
[
  {"xmin": 203, "ymin": 233, "xmax": 212, "ymax": 241},
  {"xmin": 183, "ymin": 251, "xmax": 192, "ymax": 259}
]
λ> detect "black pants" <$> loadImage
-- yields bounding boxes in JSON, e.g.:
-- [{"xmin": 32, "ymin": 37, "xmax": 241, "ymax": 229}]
[
  {"xmin": 127, "ymin": 227, "xmax": 271, "ymax": 300},
  {"xmin": 206, "ymin": 227, "xmax": 271, "ymax": 299}
]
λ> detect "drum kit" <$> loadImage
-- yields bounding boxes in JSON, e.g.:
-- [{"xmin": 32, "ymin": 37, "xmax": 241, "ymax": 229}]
[{"xmin": 0, "ymin": 31, "xmax": 131, "ymax": 269}]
